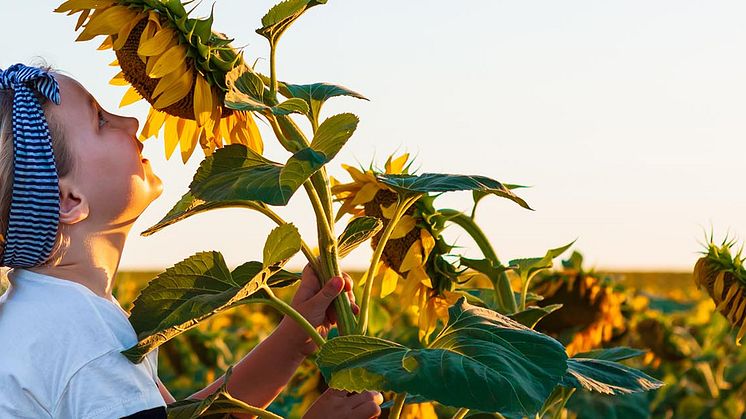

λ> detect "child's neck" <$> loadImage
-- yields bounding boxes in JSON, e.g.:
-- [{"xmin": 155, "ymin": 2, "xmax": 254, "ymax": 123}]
[{"xmin": 29, "ymin": 224, "xmax": 131, "ymax": 300}]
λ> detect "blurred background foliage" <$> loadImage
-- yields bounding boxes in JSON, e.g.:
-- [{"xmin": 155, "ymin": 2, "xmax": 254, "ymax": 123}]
[{"xmin": 2, "ymin": 259, "xmax": 745, "ymax": 418}]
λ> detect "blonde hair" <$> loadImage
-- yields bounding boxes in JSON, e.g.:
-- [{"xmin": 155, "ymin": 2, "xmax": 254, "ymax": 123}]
[{"xmin": 0, "ymin": 63, "xmax": 75, "ymax": 266}]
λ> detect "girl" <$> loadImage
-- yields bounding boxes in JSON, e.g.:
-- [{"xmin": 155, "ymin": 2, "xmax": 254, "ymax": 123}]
[{"xmin": 0, "ymin": 63, "xmax": 382, "ymax": 419}]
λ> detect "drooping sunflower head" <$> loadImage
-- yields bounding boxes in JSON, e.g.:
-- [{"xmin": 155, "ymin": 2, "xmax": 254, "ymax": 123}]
[
  {"xmin": 693, "ymin": 238, "xmax": 746, "ymax": 344},
  {"xmin": 532, "ymin": 252, "xmax": 626, "ymax": 355},
  {"xmin": 332, "ymin": 154, "xmax": 463, "ymax": 341},
  {"xmin": 56, "ymin": 0, "xmax": 262, "ymax": 162}
]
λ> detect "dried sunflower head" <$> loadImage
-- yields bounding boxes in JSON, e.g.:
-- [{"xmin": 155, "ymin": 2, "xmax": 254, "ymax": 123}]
[
  {"xmin": 532, "ymin": 252, "xmax": 626, "ymax": 355},
  {"xmin": 693, "ymin": 238, "xmax": 746, "ymax": 344},
  {"xmin": 56, "ymin": 0, "xmax": 262, "ymax": 162}
]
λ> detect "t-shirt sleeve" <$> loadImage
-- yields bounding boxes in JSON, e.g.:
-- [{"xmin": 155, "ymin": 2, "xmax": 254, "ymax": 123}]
[{"xmin": 54, "ymin": 349, "xmax": 166, "ymax": 419}]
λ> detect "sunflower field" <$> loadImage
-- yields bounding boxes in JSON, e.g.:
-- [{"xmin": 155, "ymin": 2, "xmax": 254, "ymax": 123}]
[{"xmin": 35, "ymin": 0, "xmax": 746, "ymax": 418}]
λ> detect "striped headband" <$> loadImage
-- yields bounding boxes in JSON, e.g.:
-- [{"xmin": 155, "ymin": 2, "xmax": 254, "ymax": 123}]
[{"xmin": 0, "ymin": 64, "xmax": 61, "ymax": 268}]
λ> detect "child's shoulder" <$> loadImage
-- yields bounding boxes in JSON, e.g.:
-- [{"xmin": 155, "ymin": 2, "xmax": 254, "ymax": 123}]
[{"xmin": 0, "ymin": 268, "xmax": 140, "ymax": 373}]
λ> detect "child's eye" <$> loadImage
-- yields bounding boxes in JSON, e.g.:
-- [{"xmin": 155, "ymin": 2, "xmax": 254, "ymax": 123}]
[{"xmin": 98, "ymin": 109, "xmax": 108, "ymax": 128}]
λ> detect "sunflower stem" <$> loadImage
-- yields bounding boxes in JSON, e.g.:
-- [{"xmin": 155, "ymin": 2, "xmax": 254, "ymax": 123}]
[
  {"xmin": 438, "ymin": 209, "xmax": 517, "ymax": 314},
  {"xmin": 269, "ymin": 42, "xmax": 279, "ymax": 99},
  {"xmin": 260, "ymin": 288, "xmax": 326, "ymax": 348},
  {"xmin": 303, "ymin": 181, "xmax": 357, "ymax": 335},
  {"xmin": 451, "ymin": 408, "xmax": 469, "ymax": 419},
  {"xmin": 388, "ymin": 393, "xmax": 407, "ymax": 419},
  {"xmin": 357, "ymin": 194, "xmax": 421, "ymax": 335},
  {"xmin": 552, "ymin": 388, "xmax": 575, "ymax": 419}
]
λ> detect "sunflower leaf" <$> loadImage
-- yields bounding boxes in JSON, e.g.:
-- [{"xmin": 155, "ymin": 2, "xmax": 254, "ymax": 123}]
[
  {"xmin": 509, "ymin": 304, "xmax": 563, "ymax": 328},
  {"xmin": 572, "ymin": 347, "xmax": 648, "ymax": 362},
  {"xmin": 190, "ymin": 114, "xmax": 358, "ymax": 206},
  {"xmin": 263, "ymin": 224, "xmax": 302, "ymax": 267},
  {"xmin": 225, "ymin": 66, "xmax": 271, "ymax": 112},
  {"xmin": 560, "ymin": 358, "xmax": 663, "ymax": 395},
  {"xmin": 509, "ymin": 241, "xmax": 576, "ymax": 283},
  {"xmin": 376, "ymin": 173, "xmax": 531, "ymax": 210},
  {"xmin": 140, "ymin": 192, "xmax": 269, "ymax": 237},
  {"xmin": 279, "ymin": 81, "xmax": 368, "ymax": 126},
  {"xmin": 122, "ymin": 250, "xmax": 295, "ymax": 364},
  {"xmin": 316, "ymin": 298, "xmax": 568, "ymax": 415},
  {"xmin": 338, "ymin": 216, "xmax": 383, "ymax": 258},
  {"xmin": 271, "ymin": 98, "xmax": 310, "ymax": 115},
  {"xmin": 257, "ymin": 0, "xmax": 326, "ymax": 42}
]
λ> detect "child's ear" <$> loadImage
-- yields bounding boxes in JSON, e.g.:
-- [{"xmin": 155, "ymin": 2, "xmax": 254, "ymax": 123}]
[{"xmin": 58, "ymin": 176, "xmax": 89, "ymax": 225}]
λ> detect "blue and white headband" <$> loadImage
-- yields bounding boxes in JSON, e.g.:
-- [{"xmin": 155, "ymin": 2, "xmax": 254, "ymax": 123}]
[{"xmin": 0, "ymin": 64, "xmax": 61, "ymax": 268}]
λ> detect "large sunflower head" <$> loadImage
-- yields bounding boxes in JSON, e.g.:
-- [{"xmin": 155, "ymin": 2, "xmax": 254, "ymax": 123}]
[
  {"xmin": 693, "ymin": 237, "xmax": 746, "ymax": 344},
  {"xmin": 332, "ymin": 154, "xmax": 463, "ymax": 342},
  {"xmin": 56, "ymin": 0, "xmax": 262, "ymax": 162},
  {"xmin": 531, "ymin": 251, "xmax": 626, "ymax": 355}
]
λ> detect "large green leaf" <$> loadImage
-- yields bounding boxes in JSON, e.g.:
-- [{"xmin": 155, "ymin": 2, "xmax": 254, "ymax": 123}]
[
  {"xmin": 376, "ymin": 173, "xmax": 531, "ymax": 210},
  {"xmin": 167, "ymin": 366, "xmax": 283, "ymax": 419},
  {"xmin": 279, "ymin": 81, "xmax": 368, "ymax": 126},
  {"xmin": 256, "ymin": 0, "xmax": 327, "ymax": 42},
  {"xmin": 337, "ymin": 216, "xmax": 383, "ymax": 258},
  {"xmin": 123, "ymin": 248, "xmax": 299, "ymax": 363},
  {"xmin": 316, "ymin": 298, "xmax": 568, "ymax": 415},
  {"xmin": 560, "ymin": 357, "xmax": 663, "ymax": 395},
  {"xmin": 566, "ymin": 391, "xmax": 652, "ymax": 419},
  {"xmin": 190, "ymin": 114, "xmax": 357, "ymax": 206},
  {"xmin": 140, "ymin": 191, "xmax": 268, "ymax": 237}
]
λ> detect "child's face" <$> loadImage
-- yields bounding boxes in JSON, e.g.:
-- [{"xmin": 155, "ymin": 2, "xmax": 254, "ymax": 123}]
[{"xmin": 50, "ymin": 74, "xmax": 163, "ymax": 226}]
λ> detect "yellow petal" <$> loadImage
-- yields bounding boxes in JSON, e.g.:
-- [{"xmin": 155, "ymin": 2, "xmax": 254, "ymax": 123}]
[
  {"xmin": 148, "ymin": 45, "xmax": 187, "ymax": 79},
  {"xmin": 140, "ymin": 108, "xmax": 167, "ymax": 140},
  {"xmin": 193, "ymin": 75, "xmax": 213, "ymax": 127},
  {"xmin": 385, "ymin": 153, "xmax": 410, "ymax": 174},
  {"xmin": 112, "ymin": 17, "xmax": 140, "ymax": 50},
  {"xmin": 400, "ymin": 241, "xmax": 424, "ymax": 273},
  {"xmin": 139, "ymin": 20, "xmax": 159, "ymax": 64},
  {"xmin": 737, "ymin": 317, "xmax": 746, "ymax": 345},
  {"xmin": 97, "ymin": 35, "xmax": 113, "ymax": 50},
  {"xmin": 109, "ymin": 71, "xmax": 128, "ymax": 86},
  {"xmin": 164, "ymin": 116, "xmax": 179, "ymax": 160},
  {"xmin": 714, "ymin": 271, "xmax": 726, "ymax": 301},
  {"xmin": 153, "ymin": 69, "xmax": 193, "ymax": 110},
  {"xmin": 151, "ymin": 65, "xmax": 187, "ymax": 99},
  {"xmin": 77, "ymin": 6, "xmax": 137, "ymax": 41},
  {"xmin": 390, "ymin": 215, "xmax": 416, "ymax": 240},
  {"xmin": 243, "ymin": 112, "xmax": 263, "ymax": 154},
  {"xmin": 351, "ymin": 182, "xmax": 381, "ymax": 206},
  {"xmin": 74, "ymin": 8, "xmax": 91, "ymax": 30},
  {"xmin": 718, "ymin": 284, "xmax": 741, "ymax": 313},
  {"xmin": 408, "ymin": 265, "xmax": 433, "ymax": 289},
  {"xmin": 138, "ymin": 27, "xmax": 175, "ymax": 56},
  {"xmin": 119, "ymin": 85, "xmax": 142, "ymax": 107},
  {"xmin": 109, "ymin": 59, "xmax": 119, "ymax": 67},
  {"xmin": 380, "ymin": 268, "xmax": 399, "ymax": 298},
  {"xmin": 420, "ymin": 229, "xmax": 436, "ymax": 259},
  {"xmin": 55, "ymin": 0, "xmax": 114, "ymax": 13},
  {"xmin": 380, "ymin": 201, "xmax": 397, "ymax": 219},
  {"xmin": 179, "ymin": 120, "xmax": 199, "ymax": 163}
]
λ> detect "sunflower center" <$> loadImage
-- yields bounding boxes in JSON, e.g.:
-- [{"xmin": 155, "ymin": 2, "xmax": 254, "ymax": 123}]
[
  {"xmin": 535, "ymin": 276, "xmax": 605, "ymax": 333},
  {"xmin": 366, "ymin": 189, "xmax": 420, "ymax": 274}
]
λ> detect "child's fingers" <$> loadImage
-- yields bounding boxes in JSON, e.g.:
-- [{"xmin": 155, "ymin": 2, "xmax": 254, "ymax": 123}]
[
  {"xmin": 349, "ymin": 391, "xmax": 383, "ymax": 418},
  {"xmin": 294, "ymin": 264, "xmax": 321, "ymax": 303},
  {"xmin": 342, "ymin": 272, "xmax": 353, "ymax": 291},
  {"xmin": 347, "ymin": 391, "xmax": 383, "ymax": 408}
]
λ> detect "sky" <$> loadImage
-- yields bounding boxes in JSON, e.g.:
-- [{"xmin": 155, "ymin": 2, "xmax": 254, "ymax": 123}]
[{"xmin": 1, "ymin": 1, "xmax": 746, "ymax": 272}]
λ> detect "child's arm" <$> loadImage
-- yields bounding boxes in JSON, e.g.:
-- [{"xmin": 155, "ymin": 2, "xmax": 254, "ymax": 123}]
[{"xmin": 185, "ymin": 265, "xmax": 357, "ymax": 409}]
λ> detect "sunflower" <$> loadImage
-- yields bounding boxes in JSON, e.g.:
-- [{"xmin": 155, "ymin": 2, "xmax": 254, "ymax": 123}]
[
  {"xmin": 531, "ymin": 252, "xmax": 626, "ymax": 355},
  {"xmin": 693, "ymin": 238, "xmax": 746, "ymax": 344},
  {"xmin": 331, "ymin": 154, "xmax": 462, "ymax": 342},
  {"xmin": 55, "ymin": 0, "xmax": 262, "ymax": 163}
]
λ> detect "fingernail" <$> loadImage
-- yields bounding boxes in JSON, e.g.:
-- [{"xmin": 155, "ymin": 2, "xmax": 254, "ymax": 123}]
[{"xmin": 352, "ymin": 305, "xmax": 360, "ymax": 315}]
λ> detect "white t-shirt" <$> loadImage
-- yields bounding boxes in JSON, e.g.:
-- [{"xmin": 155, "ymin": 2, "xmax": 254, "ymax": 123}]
[{"xmin": 0, "ymin": 268, "xmax": 166, "ymax": 418}]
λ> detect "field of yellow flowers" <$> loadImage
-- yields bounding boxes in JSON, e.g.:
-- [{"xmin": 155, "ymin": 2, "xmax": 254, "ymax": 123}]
[{"xmin": 82, "ymin": 258, "xmax": 741, "ymax": 419}]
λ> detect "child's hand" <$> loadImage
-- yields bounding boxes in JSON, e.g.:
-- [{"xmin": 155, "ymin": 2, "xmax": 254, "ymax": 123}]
[
  {"xmin": 277, "ymin": 264, "xmax": 359, "ymax": 357},
  {"xmin": 303, "ymin": 389, "xmax": 383, "ymax": 419}
]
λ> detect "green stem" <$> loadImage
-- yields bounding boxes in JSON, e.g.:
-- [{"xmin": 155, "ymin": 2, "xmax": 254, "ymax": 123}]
[
  {"xmin": 260, "ymin": 289, "xmax": 326, "ymax": 348},
  {"xmin": 303, "ymin": 181, "xmax": 357, "ymax": 335},
  {"xmin": 452, "ymin": 408, "xmax": 469, "ymax": 419},
  {"xmin": 388, "ymin": 393, "xmax": 407, "ymax": 419},
  {"xmin": 520, "ymin": 275, "xmax": 532, "ymax": 312},
  {"xmin": 552, "ymin": 388, "xmax": 575, "ymax": 419},
  {"xmin": 357, "ymin": 195, "xmax": 421, "ymax": 335},
  {"xmin": 439, "ymin": 209, "xmax": 517, "ymax": 314},
  {"xmin": 269, "ymin": 42, "xmax": 278, "ymax": 99}
]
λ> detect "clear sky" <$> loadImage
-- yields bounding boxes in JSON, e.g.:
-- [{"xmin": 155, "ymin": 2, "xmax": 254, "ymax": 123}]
[{"xmin": 2, "ymin": 1, "xmax": 745, "ymax": 272}]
